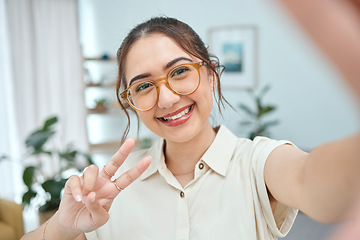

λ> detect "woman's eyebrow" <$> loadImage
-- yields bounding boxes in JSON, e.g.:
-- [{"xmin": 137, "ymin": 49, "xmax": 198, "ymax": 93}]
[
  {"xmin": 128, "ymin": 73, "xmax": 151, "ymax": 87},
  {"xmin": 164, "ymin": 57, "xmax": 193, "ymax": 70},
  {"xmin": 128, "ymin": 57, "xmax": 193, "ymax": 86}
]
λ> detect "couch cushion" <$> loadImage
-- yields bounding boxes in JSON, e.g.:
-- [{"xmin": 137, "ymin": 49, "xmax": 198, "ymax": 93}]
[{"xmin": 0, "ymin": 222, "xmax": 16, "ymax": 240}]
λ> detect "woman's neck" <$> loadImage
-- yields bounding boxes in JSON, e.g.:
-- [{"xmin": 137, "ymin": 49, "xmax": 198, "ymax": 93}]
[{"xmin": 164, "ymin": 123, "xmax": 216, "ymax": 178}]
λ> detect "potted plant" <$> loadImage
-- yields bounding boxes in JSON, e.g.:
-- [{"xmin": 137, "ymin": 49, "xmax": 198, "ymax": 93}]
[
  {"xmin": 238, "ymin": 85, "xmax": 280, "ymax": 140},
  {"xmin": 92, "ymin": 98, "xmax": 108, "ymax": 113},
  {"xmin": 22, "ymin": 116, "xmax": 92, "ymax": 223}
]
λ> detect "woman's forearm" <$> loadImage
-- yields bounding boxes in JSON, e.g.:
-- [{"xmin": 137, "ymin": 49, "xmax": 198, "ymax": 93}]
[
  {"xmin": 21, "ymin": 211, "xmax": 82, "ymax": 240},
  {"xmin": 302, "ymin": 133, "xmax": 360, "ymax": 223}
]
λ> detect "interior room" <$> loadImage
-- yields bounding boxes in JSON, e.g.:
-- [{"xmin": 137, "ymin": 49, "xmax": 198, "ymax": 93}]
[{"xmin": 1, "ymin": 0, "xmax": 359, "ymax": 239}]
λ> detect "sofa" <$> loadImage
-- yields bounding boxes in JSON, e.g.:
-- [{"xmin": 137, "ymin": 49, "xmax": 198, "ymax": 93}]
[{"xmin": 0, "ymin": 198, "xmax": 24, "ymax": 240}]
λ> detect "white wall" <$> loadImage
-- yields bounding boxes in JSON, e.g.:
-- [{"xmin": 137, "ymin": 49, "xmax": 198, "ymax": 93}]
[{"xmin": 78, "ymin": 0, "xmax": 359, "ymax": 150}]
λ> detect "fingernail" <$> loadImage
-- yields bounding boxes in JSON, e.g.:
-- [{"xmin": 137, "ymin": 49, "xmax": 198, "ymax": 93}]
[
  {"xmin": 75, "ymin": 194, "xmax": 82, "ymax": 202},
  {"xmin": 82, "ymin": 196, "xmax": 86, "ymax": 204}
]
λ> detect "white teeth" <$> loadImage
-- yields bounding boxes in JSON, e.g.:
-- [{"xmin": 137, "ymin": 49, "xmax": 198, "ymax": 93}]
[{"xmin": 163, "ymin": 106, "xmax": 191, "ymax": 121}]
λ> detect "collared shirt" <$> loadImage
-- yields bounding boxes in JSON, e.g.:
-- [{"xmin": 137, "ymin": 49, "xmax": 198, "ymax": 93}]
[{"xmin": 85, "ymin": 125, "xmax": 298, "ymax": 240}]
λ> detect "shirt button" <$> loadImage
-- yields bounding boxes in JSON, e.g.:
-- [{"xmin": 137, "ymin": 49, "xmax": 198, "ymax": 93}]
[
  {"xmin": 180, "ymin": 191, "xmax": 185, "ymax": 198},
  {"xmin": 199, "ymin": 163, "xmax": 204, "ymax": 170}
]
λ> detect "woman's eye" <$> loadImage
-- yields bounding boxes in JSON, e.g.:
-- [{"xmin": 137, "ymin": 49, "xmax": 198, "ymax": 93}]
[
  {"xmin": 136, "ymin": 82, "xmax": 152, "ymax": 92},
  {"xmin": 171, "ymin": 67, "xmax": 190, "ymax": 77}
]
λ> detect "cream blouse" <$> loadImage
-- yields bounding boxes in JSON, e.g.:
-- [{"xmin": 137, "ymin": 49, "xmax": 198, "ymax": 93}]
[{"xmin": 85, "ymin": 125, "xmax": 298, "ymax": 240}]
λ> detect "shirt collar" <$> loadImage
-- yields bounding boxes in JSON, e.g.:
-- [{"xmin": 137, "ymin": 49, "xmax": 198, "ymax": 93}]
[
  {"xmin": 139, "ymin": 125, "xmax": 238, "ymax": 180},
  {"xmin": 201, "ymin": 125, "xmax": 238, "ymax": 176}
]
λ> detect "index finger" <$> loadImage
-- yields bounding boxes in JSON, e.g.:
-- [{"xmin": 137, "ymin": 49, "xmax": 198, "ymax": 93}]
[{"xmin": 101, "ymin": 138, "xmax": 135, "ymax": 179}]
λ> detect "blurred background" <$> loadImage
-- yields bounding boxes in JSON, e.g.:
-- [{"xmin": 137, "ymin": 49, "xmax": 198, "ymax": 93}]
[{"xmin": 0, "ymin": 0, "xmax": 359, "ymax": 239}]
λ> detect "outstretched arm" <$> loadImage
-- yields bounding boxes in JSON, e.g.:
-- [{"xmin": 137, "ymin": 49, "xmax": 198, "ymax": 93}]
[{"xmin": 265, "ymin": 133, "xmax": 360, "ymax": 223}]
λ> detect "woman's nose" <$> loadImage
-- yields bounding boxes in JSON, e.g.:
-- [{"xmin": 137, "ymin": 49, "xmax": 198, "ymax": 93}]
[{"xmin": 157, "ymin": 83, "xmax": 180, "ymax": 109}]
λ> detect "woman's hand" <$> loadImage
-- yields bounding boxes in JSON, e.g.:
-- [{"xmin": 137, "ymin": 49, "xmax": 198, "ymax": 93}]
[{"xmin": 56, "ymin": 138, "xmax": 151, "ymax": 234}]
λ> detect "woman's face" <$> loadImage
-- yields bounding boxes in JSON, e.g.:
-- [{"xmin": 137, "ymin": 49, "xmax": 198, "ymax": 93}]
[{"xmin": 124, "ymin": 34, "xmax": 215, "ymax": 143}]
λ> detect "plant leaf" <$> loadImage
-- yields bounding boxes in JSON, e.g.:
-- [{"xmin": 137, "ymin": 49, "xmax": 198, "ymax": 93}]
[
  {"xmin": 249, "ymin": 131, "xmax": 256, "ymax": 140},
  {"xmin": 258, "ymin": 105, "xmax": 276, "ymax": 117},
  {"xmin": 238, "ymin": 104, "xmax": 256, "ymax": 117},
  {"xmin": 40, "ymin": 178, "xmax": 67, "ymax": 212},
  {"xmin": 256, "ymin": 98, "xmax": 262, "ymax": 117},
  {"xmin": 259, "ymin": 84, "xmax": 271, "ymax": 98},
  {"xmin": 42, "ymin": 178, "xmax": 67, "ymax": 198},
  {"xmin": 262, "ymin": 120, "xmax": 280, "ymax": 128},
  {"xmin": 25, "ymin": 130, "xmax": 55, "ymax": 150},
  {"xmin": 240, "ymin": 120, "xmax": 254, "ymax": 126},
  {"xmin": 245, "ymin": 88, "xmax": 256, "ymax": 100},
  {"xmin": 22, "ymin": 189, "xmax": 37, "ymax": 206},
  {"xmin": 23, "ymin": 166, "xmax": 36, "ymax": 187},
  {"xmin": 43, "ymin": 116, "xmax": 58, "ymax": 130},
  {"xmin": 39, "ymin": 200, "xmax": 60, "ymax": 212},
  {"xmin": 30, "ymin": 149, "xmax": 52, "ymax": 156},
  {"xmin": 59, "ymin": 149, "xmax": 77, "ymax": 163}
]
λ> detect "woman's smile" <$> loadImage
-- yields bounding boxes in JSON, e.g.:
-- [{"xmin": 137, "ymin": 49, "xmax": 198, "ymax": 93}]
[{"xmin": 157, "ymin": 103, "xmax": 195, "ymax": 127}]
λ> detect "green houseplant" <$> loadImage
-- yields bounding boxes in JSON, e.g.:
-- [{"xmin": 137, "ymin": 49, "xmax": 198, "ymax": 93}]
[
  {"xmin": 22, "ymin": 116, "xmax": 92, "ymax": 215},
  {"xmin": 92, "ymin": 98, "xmax": 108, "ymax": 113},
  {"xmin": 238, "ymin": 85, "xmax": 280, "ymax": 140}
]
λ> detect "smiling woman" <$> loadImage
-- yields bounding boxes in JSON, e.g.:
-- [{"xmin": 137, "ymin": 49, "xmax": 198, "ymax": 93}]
[
  {"xmin": 21, "ymin": 16, "xmax": 360, "ymax": 240},
  {"xmin": 115, "ymin": 19, "xmax": 226, "ymax": 144}
]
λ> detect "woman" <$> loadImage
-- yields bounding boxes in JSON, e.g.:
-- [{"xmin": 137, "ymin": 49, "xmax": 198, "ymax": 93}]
[{"xmin": 21, "ymin": 17, "xmax": 360, "ymax": 240}]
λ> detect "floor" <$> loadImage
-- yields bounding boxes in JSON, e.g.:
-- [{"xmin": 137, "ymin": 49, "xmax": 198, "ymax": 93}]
[{"xmin": 283, "ymin": 212, "xmax": 338, "ymax": 240}]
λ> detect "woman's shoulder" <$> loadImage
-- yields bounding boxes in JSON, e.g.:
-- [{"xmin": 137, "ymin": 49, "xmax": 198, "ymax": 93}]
[{"xmin": 231, "ymin": 134, "xmax": 294, "ymax": 168}]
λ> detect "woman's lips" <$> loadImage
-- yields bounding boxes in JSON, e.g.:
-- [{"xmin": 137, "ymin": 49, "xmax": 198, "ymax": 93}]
[{"xmin": 157, "ymin": 104, "xmax": 195, "ymax": 127}]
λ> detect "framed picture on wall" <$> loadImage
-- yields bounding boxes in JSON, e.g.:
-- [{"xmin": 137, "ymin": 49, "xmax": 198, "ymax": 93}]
[{"xmin": 208, "ymin": 25, "xmax": 258, "ymax": 89}]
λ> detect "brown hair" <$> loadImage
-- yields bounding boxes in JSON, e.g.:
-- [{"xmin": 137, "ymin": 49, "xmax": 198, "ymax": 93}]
[{"xmin": 116, "ymin": 16, "xmax": 232, "ymax": 143}]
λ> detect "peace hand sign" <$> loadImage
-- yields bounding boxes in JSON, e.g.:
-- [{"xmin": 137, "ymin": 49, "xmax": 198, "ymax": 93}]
[{"xmin": 56, "ymin": 138, "xmax": 151, "ymax": 234}]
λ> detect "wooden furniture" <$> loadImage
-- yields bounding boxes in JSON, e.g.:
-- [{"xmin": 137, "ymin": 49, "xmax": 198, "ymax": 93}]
[{"xmin": 0, "ymin": 198, "xmax": 24, "ymax": 240}]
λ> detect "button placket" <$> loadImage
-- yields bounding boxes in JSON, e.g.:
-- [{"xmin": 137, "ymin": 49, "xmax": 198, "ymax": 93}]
[{"xmin": 176, "ymin": 188, "xmax": 189, "ymax": 239}]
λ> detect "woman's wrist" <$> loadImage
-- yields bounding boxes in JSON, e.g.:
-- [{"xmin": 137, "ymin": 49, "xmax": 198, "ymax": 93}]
[{"xmin": 43, "ymin": 211, "xmax": 81, "ymax": 240}]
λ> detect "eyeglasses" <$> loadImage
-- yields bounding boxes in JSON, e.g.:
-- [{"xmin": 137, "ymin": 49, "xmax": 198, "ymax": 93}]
[{"xmin": 120, "ymin": 62, "xmax": 206, "ymax": 112}]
